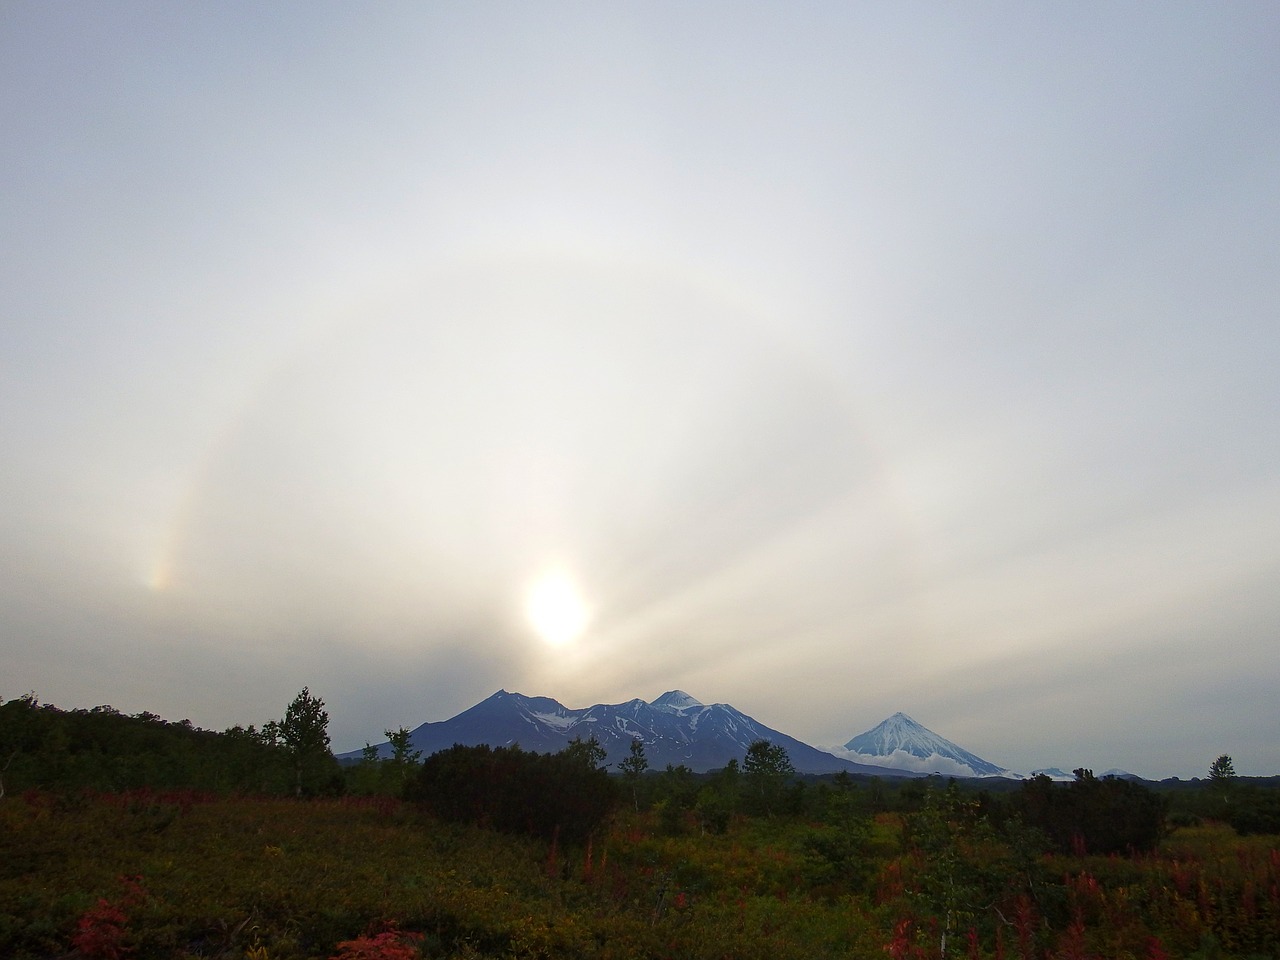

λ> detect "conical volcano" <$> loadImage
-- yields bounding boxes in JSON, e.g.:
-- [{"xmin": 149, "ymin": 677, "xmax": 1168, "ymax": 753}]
[{"xmin": 842, "ymin": 712, "xmax": 1006, "ymax": 777}]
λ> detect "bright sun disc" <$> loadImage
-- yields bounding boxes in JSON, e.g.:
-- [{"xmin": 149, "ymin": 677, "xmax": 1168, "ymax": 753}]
[{"xmin": 526, "ymin": 571, "xmax": 589, "ymax": 647}]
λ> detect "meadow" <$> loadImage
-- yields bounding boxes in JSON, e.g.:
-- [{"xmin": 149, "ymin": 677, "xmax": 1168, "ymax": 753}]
[{"xmin": 3, "ymin": 784, "xmax": 1278, "ymax": 960}]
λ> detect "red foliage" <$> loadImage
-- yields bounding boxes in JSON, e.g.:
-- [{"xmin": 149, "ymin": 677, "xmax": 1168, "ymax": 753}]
[
  {"xmin": 875, "ymin": 860, "xmax": 905, "ymax": 903},
  {"xmin": 1012, "ymin": 893, "xmax": 1039, "ymax": 960},
  {"xmin": 1052, "ymin": 918, "xmax": 1090, "ymax": 960},
  {"xmin": 70, "ymin": 876, "xmax": 146, "ymax": 960},
  {"xmin": 884, "ymin": 917, "xmax": 929, "ymax": 960},
  {"xmin": 21, "ymin": 788, "xmax": 53, "ymax": 809},
  {"xmin": 336, "ymin": 794, "xmax": 402, "ymax": 816},
  {"xmin": 545, "ymin": 825, "xmax": 560, "ymax": 878},
  {"xmin": 71, "ymin": 899, "xmax": 129, "ymax": 960},
  {"xmin": 884, "ymin": 917, "xmax": 913, "ymax": 959},
  {"xmin": 330, "ymin": 928, "xmax": 424, "ymax": 960},
  {"xmin": 1169, "ymin": 859, "xmax": 1195, "ymax": 897},
  {"xmin": 95, "ymin": 787, "xmax": 216, "ymax": 813}
]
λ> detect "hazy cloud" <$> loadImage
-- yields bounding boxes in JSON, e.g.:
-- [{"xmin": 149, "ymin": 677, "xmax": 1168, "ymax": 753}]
[{"xmin": 2, "ymin": 4, "xmax": 1277, "ymax": 778}]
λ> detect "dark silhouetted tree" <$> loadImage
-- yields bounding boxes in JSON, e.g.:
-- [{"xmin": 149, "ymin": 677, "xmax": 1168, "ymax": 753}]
[
  {"xmin": 562, "ymin": 734, "xmax": 607, "ymax": 769},
  {"xmin": 385, "ymin": 726, "xmax": 423, "ymax": 789},
  {"xmin": 1209, "ymin": 754, "xmax": 1235, "ymax": 783},
  {"xmin": 279, "ymin": 687, "xmax": 331, "ymax": 797},
  {"xmin": 743, "ymin": 739, "xmax": 794, "ymax": 817},
  {"xmin": 619, "ymin": 738, "xmax": 648, "ymax": 811}
]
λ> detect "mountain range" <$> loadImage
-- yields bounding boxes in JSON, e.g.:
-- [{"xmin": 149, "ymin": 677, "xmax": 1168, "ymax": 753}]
[
  {"xmin": 345, "ymin": 690, "xmax": 1030, "ymax": 778},
  {"xmin": 347, "ymin": 689, "xmax": 913, "ymax": 776}
]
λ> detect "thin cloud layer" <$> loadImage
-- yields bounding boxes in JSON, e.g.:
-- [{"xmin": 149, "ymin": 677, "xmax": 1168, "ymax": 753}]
[{"xmin": 2, "ymin": 4, "xmax": 1278, "ymax": 779}]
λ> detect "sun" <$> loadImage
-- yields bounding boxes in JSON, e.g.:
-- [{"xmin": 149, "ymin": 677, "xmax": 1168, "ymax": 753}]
[{"xmin": 526, "ymin": 570, "xmax": 589, "ymax": 647}]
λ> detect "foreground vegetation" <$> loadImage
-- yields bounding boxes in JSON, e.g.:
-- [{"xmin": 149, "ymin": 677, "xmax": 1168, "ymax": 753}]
[
  {"xmin": 3, "ymin": 692, "xmax": 1278, "ymax": 959},
  {"xmin": 5, "ymin": 788, "xmax": 1280, "ymax": 959}
]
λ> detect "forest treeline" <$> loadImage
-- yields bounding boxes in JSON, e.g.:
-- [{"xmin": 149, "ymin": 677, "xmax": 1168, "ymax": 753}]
[
  {"xmin": 0, "ymin": 690, "xmax": 338, "ymax": 799},
  {"xmin": 3, "ymin": 689, "xmax": 1279, "ymax": 844}
]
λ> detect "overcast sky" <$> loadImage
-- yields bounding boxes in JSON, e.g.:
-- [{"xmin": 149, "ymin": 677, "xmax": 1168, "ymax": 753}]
[{"xmin": 3, "ymin": 3, "xmax": 1277, "ymax": 779}]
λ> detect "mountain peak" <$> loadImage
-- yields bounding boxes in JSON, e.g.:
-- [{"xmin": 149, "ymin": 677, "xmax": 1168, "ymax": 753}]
[
  {"xmin": 842, "ymin": 712, "xmax": 1006, "ymax": 777},
  {"xmin": 651, "ymin": 690, "xmax": 704, "ymax": 711}
]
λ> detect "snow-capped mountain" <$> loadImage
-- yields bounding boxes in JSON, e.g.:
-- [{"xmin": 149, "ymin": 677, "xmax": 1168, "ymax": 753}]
[
  {"xmin": 345, "ymin": 690, "xmax": 916, "ymax": 776},
  {"xmin": 1029, "ymin": 767, "xmax": 1074, "ymax": 781},
  {"xmin": 831, "ymin": 712, "xmax": 1009, "ymax": 778}
]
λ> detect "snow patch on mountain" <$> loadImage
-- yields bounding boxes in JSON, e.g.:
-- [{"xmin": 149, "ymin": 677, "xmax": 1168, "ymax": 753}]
[
  {"xmin": 530, "ymin": 710, "xmax": 577, "ymax": 730},
  {"xmin": 839, "ymin": 712, "xmax": 1008, "ymax": 778},
  {"xmin": 651, "ymin": 690, "xmax": 704, "ymax": 712},
  {"xmin": 826, "ymin": 746, "xmax": 1000, "ymax": 778}
]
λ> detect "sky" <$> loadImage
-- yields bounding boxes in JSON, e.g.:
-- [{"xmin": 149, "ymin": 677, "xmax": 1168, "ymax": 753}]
[{"xmin": 3, "ymin": 3, "xmax": 1278, "ymax": 780}]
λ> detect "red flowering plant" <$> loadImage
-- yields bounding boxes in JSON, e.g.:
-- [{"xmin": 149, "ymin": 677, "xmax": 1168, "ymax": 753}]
[
  {"xmin": 70, "ymin": 875, "xmax": 146, "ymax": 960},
  {"xmin": 330, "ymin": 923, "xmax": 424, "ymax": 960}
]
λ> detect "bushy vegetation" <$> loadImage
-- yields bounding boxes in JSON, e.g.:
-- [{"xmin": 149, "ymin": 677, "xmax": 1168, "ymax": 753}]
[
  {"xmin": 3, "ymin": 693, "xmax": 1279, "ymax": 959},
  {"xmin": 1010, "ymin": 768, "xmax": 1168, "ymax": 855},
  {"xmin": 404, "ymin": 739, "xmax": 617, "ymax": 843}
]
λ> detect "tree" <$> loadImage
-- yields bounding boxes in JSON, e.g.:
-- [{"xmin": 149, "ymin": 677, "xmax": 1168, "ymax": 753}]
[
  {"xmin": 655, "ymin": 763, "xmax": 697, "ymax": 834},
  {"xmin": 342, "ymin": 742, "xmax": 382, "ymax": 795},
  {"xmin": 1207, "ymin": 754, "xmax": 1237, "ymax": 818},
  {"xmin": 743, "ymin": 739, "xmax": 794, "ymax": 817},
  {"xmin": 902, "ymin": 782, "xmax": 991, "ymax": 958},
  {"xmin": 219, "ymin": 723, "xmax": 287, "ymax": 794},
  {"xmin": 696, "ymin": 758, "xmax": 741, "ymax": 834},
  {"xmin": 259, "ymin": 720, "xmax": 282, "ymax": 749},
  {"xmin": 562, "ymin": 735, "xmax": 607, "ymax": 770},
  {"xmin": 618, "ymin": 738, "xmax": 649, "ymax": 811},
  {"xmin": 279, "ymin": 687, "xmax": 331, "ymax": 797},
  {"xmin": 383, "ymin": 726, "xmax": 423, "ymax": 788},
  {"xmin": 0, "ymin": 693, "xmax": 41, "ymax": 799}
]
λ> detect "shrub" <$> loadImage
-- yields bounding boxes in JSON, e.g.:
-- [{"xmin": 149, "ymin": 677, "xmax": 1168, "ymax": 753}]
[
  {"xmin": 1013, "ymin": 771, "xmax": 1167, "ymax": 854},
  {"xmin": 331, "ymin": 927, "xmax": 424, "ymax": 960},
  {"xmin": 405, "ymin": 743, "xmax": 618, "ymax": 844}
]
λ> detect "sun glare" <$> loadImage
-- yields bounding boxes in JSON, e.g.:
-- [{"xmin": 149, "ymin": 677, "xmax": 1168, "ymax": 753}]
[{"xmin": 526, "ymin": 571, "xmax": 589, "ymax": 647}]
